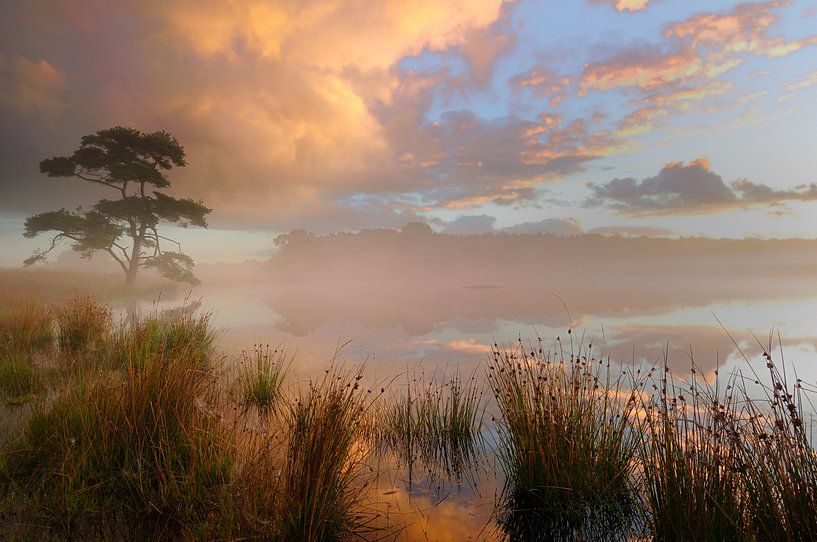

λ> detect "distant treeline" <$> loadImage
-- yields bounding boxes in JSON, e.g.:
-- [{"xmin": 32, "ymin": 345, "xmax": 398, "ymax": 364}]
[{"xmin": 267, "ymin": 222, "xmax": 817, "ymax": 286}]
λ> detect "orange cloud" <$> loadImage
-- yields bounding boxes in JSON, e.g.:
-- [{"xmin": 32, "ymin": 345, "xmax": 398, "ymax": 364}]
[
  {"xmin": 0, "ymin": 53, "xmax": 66, "ymax": 119},
  {"xmin": 665, "ymin": 0, "xmax": 817, "ymax": 59},
  {"xmin": 582, "ymin": 1, "xmax": 816, "ymax": 95}
]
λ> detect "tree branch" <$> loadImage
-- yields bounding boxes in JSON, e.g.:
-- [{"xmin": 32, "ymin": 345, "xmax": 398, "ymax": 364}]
[{"xmin": 105, "ymin": 247, "xmax": 129, "ymax": 274}]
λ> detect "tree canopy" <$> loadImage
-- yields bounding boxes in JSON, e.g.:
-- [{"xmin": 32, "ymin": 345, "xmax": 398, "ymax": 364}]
[{"xmin": 24, "ymin": 126, "xmax": 211, "ymax": 286}]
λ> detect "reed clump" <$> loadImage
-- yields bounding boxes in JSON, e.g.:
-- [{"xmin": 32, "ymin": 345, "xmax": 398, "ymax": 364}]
[
  {"xmin": 737, "ymin": 347, "xmax": 817, "ymax": 540},
  {"xmin": 56, "ymin": 295, "xmax": 112, "ymax": 354},
  {"xmin": 233, "ymin": 344, "xmax": 288, "ymax": 416},
  {"xmin": 106, "ymin": 307, "xmax": 216, "ymax": 372},
  {"xmin": 488, "ymin": 338, "xmax": 644, "ymax": 540},
  {"xmin": 278, "ymin": 366, "xmax": 376, "ymax": 541},
  {"xmin": 637, "ymin": 362, "xmax": 747, "ymax": 541},
  {"xmin": 377, "ymin": 369, "xmax": 484, "ymax": 483},
  {"xmin": 0, "ymin": 301, "xmax": 52, "ymax": 406}
]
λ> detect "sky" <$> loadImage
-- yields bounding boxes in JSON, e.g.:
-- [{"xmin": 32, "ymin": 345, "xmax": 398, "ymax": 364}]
[{"xmin": 1, "ymin": 0, "xmax": 817, "ymax": 264}]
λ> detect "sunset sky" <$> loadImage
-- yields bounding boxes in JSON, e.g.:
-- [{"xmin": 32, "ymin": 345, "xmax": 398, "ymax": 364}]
[{"xmin": 1, "ymin": 0, "xmax": 817, "ymax": 263}]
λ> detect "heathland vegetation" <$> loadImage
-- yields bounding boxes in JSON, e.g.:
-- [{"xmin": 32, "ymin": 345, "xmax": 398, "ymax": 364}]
[{"xmin": 1, "ymin": 295, "xmax": 816, "ymax": 540}]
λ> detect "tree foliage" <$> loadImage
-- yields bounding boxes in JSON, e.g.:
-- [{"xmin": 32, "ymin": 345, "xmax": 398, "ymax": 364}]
[{"xmin": 24, "ymin": 126, "xmax": 211, "ymax": 286}]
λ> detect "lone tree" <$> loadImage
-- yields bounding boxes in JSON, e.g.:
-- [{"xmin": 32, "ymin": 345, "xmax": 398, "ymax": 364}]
[{"xmin": 24, "ymin": 126, "xmax": 211, "ymax": 287}]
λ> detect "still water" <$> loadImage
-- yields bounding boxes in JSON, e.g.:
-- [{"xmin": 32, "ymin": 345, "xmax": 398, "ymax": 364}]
[{"xmin": 119, "ymin": 272, "xmax": 817, "ymax": 540}]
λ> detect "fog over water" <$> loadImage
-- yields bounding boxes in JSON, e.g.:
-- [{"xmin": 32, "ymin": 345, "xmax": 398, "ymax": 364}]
[{"xmin": 110, "ymin": 227, "xmax": 817, "ymax": 387}]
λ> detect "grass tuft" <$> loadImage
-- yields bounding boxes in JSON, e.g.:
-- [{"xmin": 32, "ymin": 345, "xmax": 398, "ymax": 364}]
[
  {"xmin": 488, "ymin": 337, "xmax": 644, "ymax": 540},
  {"xmin": 56, "ymin": 296, "xmax": 111, "ymax": 354},
  {"xmin": 377, "ymin": 368, "xmax": 484, "ymax": 484},
  {"xmin": 279, "ymin": 365, "xmax": 375, "ymax": 541},
  {"xmin": 0, "ymin": 300, "xmax": 54, "ymax": 353},
  {"xmin": 233, "ymin": 344, "xmax": 288, "ymax": 416}
]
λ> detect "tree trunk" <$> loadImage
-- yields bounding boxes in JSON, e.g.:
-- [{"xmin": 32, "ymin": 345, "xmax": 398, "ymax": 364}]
[
  {"xmin": 124, "ymin": 264, "xmax": 139, "ymax": 288},
  {"xmin": 124, "ymin": 236, "xmax": 142, "ymax": 289}
]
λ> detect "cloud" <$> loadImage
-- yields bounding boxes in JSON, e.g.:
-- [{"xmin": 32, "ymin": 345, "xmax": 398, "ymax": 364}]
[
  {"xmin": 587, "ymin": 225, "xmax": 673, "ymax": 237},
  {"xmin": 782, "ymin": 70, "xmax": 817, "ymax": 92},
  {"xmin": 588, "ymin": 0, "xmax": 650, "ymax": 13},
  {"xmin": 586, "ymin": 157, "xmax": 817, "ymax": 215},
  {"xmin": 581, "ymin": 1, "xmax": 816, "ymax": 95},
  {"xmin": 509, "ymin": 66, "xmax": 572, "ymax": 106},
  {"xmin": 459, "ymin": 25, "xmax": 515, "ymax": 86},
  {"xmin": 665, "ymin": 1, "xmax": 817, "ymax": 59},
  {"xmin": 0, "ymin": 53, "xmax": 66, "ymax": 120},
  {"xmin": 441, "ymin": 215, "xmax": 583, "ymax": 236}
]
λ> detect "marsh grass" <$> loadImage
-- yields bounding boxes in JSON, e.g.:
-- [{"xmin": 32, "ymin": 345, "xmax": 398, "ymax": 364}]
[
  {"xmin": 5, "ymin": 295, "xmax": 817, "ymax": 540},
  {"xmin": 637, "ymin": 360, "xmax": 747, "ymax": 541},
  {"xmin": 106, "ymin": 305, "xmax": 216, "ymax": 372},
  {"xmin": 0, "ymin": 301, "xmax": 54, "ymax": 353},
  {"xmin": 2, "ymin": 307, "xmax": 232, "ymax": 538},
  {"xmin": 488, "ymin": 337, "xmax": 645, "ymax": 541},
  {"xmin": 377, "ymin": 368, "xmax": 485, "ymax": 485},
  {"xmin": 278, "ymin": 365, "xmax": 378, "ymax": 541},
  {"xmin": 735, "ymin": 339, "xmax": 817, "ymax": 541},
  {"xmin": 0, "ymin": 351, "xmax": 44, "ymax": 405},
  {"xmin": 233, "ymin": 344, "xmax": 289, "ymax": 417},
  {"xmin": 56, "ymin": 295, "xmax": 112, "ymax": 354},
  {"xmin": 0, "ymin": 302, "xmax": 52, "ymax": 406}
]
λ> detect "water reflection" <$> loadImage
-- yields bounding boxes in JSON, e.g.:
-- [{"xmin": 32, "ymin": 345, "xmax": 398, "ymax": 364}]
[{"xmin": 111, "ymin": 238, "xmax": 817, "ymax": 540}]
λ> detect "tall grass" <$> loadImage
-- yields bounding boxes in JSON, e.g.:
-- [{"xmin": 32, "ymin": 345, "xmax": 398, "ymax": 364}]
[
  {"xmin": 106, "ymin": 306, "xmax": 216, "ymax": 371},
  {"xmin": 4, "ymin": 295, "xmax": 817, "ymax": 540},
  {"xmin": 637, "ymin": 361, "xmax": 747, "ymax": 541},
  {"xmin": 233, "ymin": 344, "xmax": 288, "ymax": 417},
  {"xmin": 278, "ymin": 366, "xmax": 376, "ymax": 541},
  {"xmin": 56, "ymin": 295, "xmax": 112, "ymax": 354},
  {"xmin": 488, "ymin": 338, "xmax": 644, "ymax": 540},
  {"xmin": 0, "ymin": 301, "xmax": 53, "ymax": 353},
  {"xmin": 736, "ymin": 342, "xmax": 817, "ymax": 540},
  {"xmin": 0, "ymin": 301, "xmax": 51, "ymax": 405},
  {"xmin": 2, "ymin": 309, "xmax": 231, "ymax": 538},
  {"xmin": 377, "ymin": 368, "xmax": 485, "ymax": 485}
]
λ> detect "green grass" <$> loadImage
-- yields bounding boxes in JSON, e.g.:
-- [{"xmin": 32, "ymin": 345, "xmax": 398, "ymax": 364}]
[
  {"xmin": 233, "ymin": 344, "xmax": 288, "ymax": 416},
  {"xmin": 3, "ymin": 296, "xmax": 817, "ymax": 540},
  {"xmin": 488, "ymin": 338, "xmax": 644, "ymax": 540},
  {"xmin": 0, "ymin": 350, "xmax": 44, "ymax": 405},
  {"xmin": 376, "ymin": 368, "xmax": 484, "ymax": 484},
  {"xmin": 2, "ymin": 331, "xmax": 232, "ymax": 537},
  {"xmin": 105, "ymin": 305, "xmax": 216, "ymax": 371}
]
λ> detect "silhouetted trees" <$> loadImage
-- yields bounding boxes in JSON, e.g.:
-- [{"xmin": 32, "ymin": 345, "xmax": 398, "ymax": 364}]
[{"xmin": 24, "ymin": 127, "xmax": 211, "ymax": 287}]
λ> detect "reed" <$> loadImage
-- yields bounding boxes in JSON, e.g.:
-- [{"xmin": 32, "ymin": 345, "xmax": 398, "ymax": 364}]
[
  {"xmin": 377, "ymin": 368, "xmax": 485, "ymax": 484},
  {"xmin": 737, "ymin": 344, "xmax": 817, "ymax": 541},
  {"xmin": 278, "ymin": 366, "xmax": 375, "ymax": 541},
  {"xmin": 2, "ymin": 310, "xmax": 232, "ymax": 538},
  {"xmin": 233, "ymin": 344, "xmax": 288, "ymax": 416},
  {"xmin": 488, "ymin": 337, "xmax": 644, "ymax": 540},
  {"xmin": 55, "ymin": 295, "xmax": 112, "ymax": 354},
  {"xmin": 636, "ymin": 361, "xmax": 747, "ymax": 541},
  {"xmin": 0, "ymin": 300, "xmax": 54, "ymax": 353}
]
